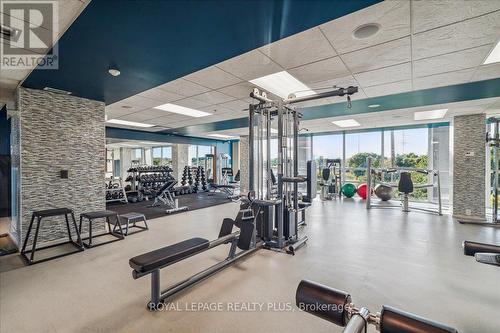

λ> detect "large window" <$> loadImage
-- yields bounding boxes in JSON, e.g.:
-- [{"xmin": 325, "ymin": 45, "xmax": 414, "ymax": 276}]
[
  {"xmin": 153, "ymin": 146, "xmax": 172, "ymax": 165},
  {"xmin": 311, "ymin": 126, "xmax": 446, "ymax": 203},
  {"xmin": 189, "ymin": 145, "xmax": 214, "ymax": 167}
]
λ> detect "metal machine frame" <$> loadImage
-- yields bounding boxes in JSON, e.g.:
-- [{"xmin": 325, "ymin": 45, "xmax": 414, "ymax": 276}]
[
  {"xmin": 249, "ymin": 86, "xmax": 357, "ymax": 253},
  {"xmin": 366, "ymin": 156, "xmax": 442, "ymax": 215}
]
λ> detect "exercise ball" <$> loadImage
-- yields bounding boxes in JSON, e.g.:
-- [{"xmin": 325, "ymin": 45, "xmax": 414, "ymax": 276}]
[
  {"xmin": 374, "ymin": 184, "xmax": 393, "ymax": 201},
  {"xmin": 357, "ymin": 183, "xmax": 368, "ymax": 200},
  {"xmin": 341, "ymin": 183, "xmax": 357, "ymax": 198}
]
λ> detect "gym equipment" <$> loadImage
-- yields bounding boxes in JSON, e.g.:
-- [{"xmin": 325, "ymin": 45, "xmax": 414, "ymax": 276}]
[
  {"xmin": 130, "ymin": 192, "xmax": 272, "ymax": 310},
  {"xmin": 78, "ymin": 210, "xmax": 124, "ymax": 248},
  {"xmin": 296, "ymin": 280, "xmax": 458, "ymax": 333},
  {"xmin": 356, "ymin": 183, "xmax": 367, "ymax": 200},
  {"xmin": 366, "ymin": 156, "xmax": 442, "ymax": 215},
  {"xmin": 149, "ymin": 180, "xmax": 188, "ymax": 214},
  {"xmin": 105, "ymin": 178, "xmax": 128, "ymax": 204},
  {"xmin": 463, "ymin": 240, "xmax": 500, "ymax": 266},
  {"xmin": 126, "ymin": 165, "xmax": 175, "ymax": 201},
  {"xmin": 341, "ymin": 183, "xmax": 357, "ymax": 198},
  {"xmin": 115, "ymin": 213, "xmax": 148, "ymax": 236},
  {"xmin": 209, "ymin": 167, "xmax": 239, "ymax": 200},
  {"xmin": 374, "ymin": 183, "xmax": 393, "ymax": 201},
  {"xmin": 20, "ymin": 208, "xmax": 84, "ymax": 265},
  {"xmin": 319, "ymin": 158, "xmax": 342, "ymax": 200}
]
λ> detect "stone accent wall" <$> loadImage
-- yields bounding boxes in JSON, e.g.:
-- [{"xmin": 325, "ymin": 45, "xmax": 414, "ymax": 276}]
[
  {"xmin": 453, "ymin": 114, "xmax": 486, "ymax": 220},
  {"xmin": 239, "ymin": 136, "xmax": 249, "ymax": 193},
  {"xmin": 9, "ymin": 110, "xmax": 21, "ymax": 245},
  {"xmin": 172, "ymin": 144, "xmax": 189, "ymax": 181},
  {"xmin": 18, "ymin": 88, "xmax": 106, "ymax": 245}
]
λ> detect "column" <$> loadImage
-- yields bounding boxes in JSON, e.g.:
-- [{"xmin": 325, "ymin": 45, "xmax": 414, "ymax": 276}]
[{"xmin": 172, "ymin": 143, "xmax": 189, "ymax": 181}]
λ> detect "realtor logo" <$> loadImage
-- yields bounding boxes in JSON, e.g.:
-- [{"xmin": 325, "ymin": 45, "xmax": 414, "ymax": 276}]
[{"xmin": 1, "ymin": 1, "xmax": 58, "ymax": 69}]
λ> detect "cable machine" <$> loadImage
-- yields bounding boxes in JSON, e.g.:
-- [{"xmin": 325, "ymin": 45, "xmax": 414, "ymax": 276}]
[{"xmin": 249, "ymin": 86, "xmax": 358, "ymax": 254}]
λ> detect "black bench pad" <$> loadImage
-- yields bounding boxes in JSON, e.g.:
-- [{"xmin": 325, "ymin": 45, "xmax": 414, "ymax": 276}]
[
  {"xmin": 81, "ymin": 210, "xmax": 117, "ymax": 219},
  {"xmin": 211, "ymin": 184, "xmax": 236, "ymax": 189},
  {"xmin": 129, "ymin": 237, "xmax": 210, "ymax": 273},
  {"xmin": 34, "ymin": 208, "xmax": 73, "ymax": 217}
]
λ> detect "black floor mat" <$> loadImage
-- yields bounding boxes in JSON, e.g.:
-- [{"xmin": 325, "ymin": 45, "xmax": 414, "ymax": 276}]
[{"xmin": 106, "ymin": 191, "xmax": 232, "ymax": 220}]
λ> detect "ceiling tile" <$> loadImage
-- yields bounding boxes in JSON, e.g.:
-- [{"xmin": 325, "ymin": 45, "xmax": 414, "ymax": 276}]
[
  {"xmin": 218, "ymin": 99, "xmax": 249, "ymax": 112},
  {"xmin": 471, "ymin": 63, "xmax": 500, "ymax": 82},
  {"xmin": 413, "ymin": 68, "xmax": 476, "ymax": 90},
  {"xmin": 149, "ymin": 114, "xmax": 189, "ymax": 126},
  {"xmin": 288, "ymin": 56, "xmax": 350, "ymax": 85},
  {"xmin": 157, "ymin": 78, "xmax": 211, "ymax": 97},
  {"xmin": 308, "ymin": 75, "xmax": 359, "ymax": 91},
  {"xmin": 174, "ymin": 97, "xmax": 212, "ymax": 110},
  {"xmin": 184, "ymin": 66, "xmax": 242, "ymax": 89},
  {"xmin": 412, "ymin": 11, "xmax": 500, "ymax": 60},
  {"xmin": 413, "ymin": 44, "xmax": 492, "ymax": 78},
  {"xmin": 355, "ymin": 62, "xmax": 411, "ymax": 87},
  {"xmin": 320, "ymin": 0, "xmax": 410, "ymax": 54},
  {"xmin": 191, "ymin": 91, "xmax": 235, "ymax": 105},
  {"xmin": 363, "ymin": 80, "xmax": 412, "ymax": 97},
  {"xmin": 137, "ymin": 87, "xmax": 184, "ymax": 103},
  {"xmin": 117, "ymin": 109, "xmax": 168, "ymax": 122},
  {"xmin": 217, "ymin": 82, "xmax": 257, "ymax": 99},
  {"xmin": 216, "ymin": 49, "xmax": 282, "ymax": 80},
  {"xmin": 259, "ymin": 27, "xmax": 336, "ymax": 69},
  {"xmin": 341, "ymin": 37, "xmax": 411, "ymax": 73},
  {"xmin": 412, "ymin": 0, "xmax": 500, "ymax": 34},
  {"xmin": 119, "ymin": 95, "xmax": 163, "ymax": 109}
]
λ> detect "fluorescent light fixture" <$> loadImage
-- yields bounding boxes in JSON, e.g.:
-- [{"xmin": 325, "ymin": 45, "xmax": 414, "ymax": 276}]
[
  {"xmin": 332, "ymin": 119, "xmax": 361, "ymax": 128},
  {"xmin": 250, "ymin": 71, "xmax": 315, "ymax": 99},
  {"xmin": 208, "ymin": 134, "xmax": 236, "ymax": 139},
  {"xmin": 106, "ymin": 119, "xmax": 155, "ymax": 128},
  {"xmin": 368, "ymin": 104, "xmax": 380, "ymax": 108},
  {"xmin": 154, "ymin": 103, "xmax": 211, "ymax": 117},
  {"xmin": 484, "ymin": 41, "xmax": 500, "ymax": 65},
  {"xmin": 414, "ymin": 109, "xmax": 448, "ymax": 121}
]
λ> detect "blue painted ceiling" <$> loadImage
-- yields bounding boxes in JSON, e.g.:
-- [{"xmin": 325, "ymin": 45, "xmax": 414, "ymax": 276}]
[{"xmin": 22, "ymin": 0, "xmax": 381, "ymax": 104}]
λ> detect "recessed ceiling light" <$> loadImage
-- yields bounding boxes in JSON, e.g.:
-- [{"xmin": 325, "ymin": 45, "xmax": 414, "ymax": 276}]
[
  {"xmin": 484, "ymin": 40, "xmax": 500, "ymax": 65},
  {"xmin": 368, "ymin": 104, "xmax": 380, "ymax": 108},
  {"xmin": 250, "ymin": 71, "xmax": 315, "ymax": 99},
  {"xmin": 208, "ymin": 134, "xmax": 236, "ymax": 139},
  {"xmin": 332, "ymin": 119, "xmax": 361, "ymax": 128},
  {"xmin": 353, "ymin": 23, "xmax": 380, "ymax": 39},
  {"xmin": 108, "ymin": 68, "xmax": 121, "ymax": 76},
  {"xmin": 106, "ymin": 119, "xmax": 155, "ymax": 128},
  {"xmin": 154, "ymin": 103, "xmax": 211, "ymax": 117},
  {"xmin": 414, "ymin": 109, "xmax": 448, "ymax": 120}
]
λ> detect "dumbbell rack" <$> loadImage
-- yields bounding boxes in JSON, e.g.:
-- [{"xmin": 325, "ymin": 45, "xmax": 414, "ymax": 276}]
[
  {"xmin": 127, "ymin": 166, "xmax": 174, "ymax": 200},
  {"xmin": 105, "ymin": 178, "xmax": 128, "ymax": 203}
]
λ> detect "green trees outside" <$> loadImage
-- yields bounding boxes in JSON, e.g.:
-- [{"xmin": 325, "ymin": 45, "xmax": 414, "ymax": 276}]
[{"xmin": 316, "ymin": 152, "xmax": 429, "ymax": 200}]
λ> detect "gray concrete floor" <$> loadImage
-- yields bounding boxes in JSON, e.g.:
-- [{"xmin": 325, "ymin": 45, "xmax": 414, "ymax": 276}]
[{"xmin": 1, "ymin": 199, "xmax": 499, "ymax": 333}]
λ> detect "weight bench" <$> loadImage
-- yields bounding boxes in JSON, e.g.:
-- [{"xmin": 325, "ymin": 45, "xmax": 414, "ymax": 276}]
[
  {"xmin": 209, "ymin": 183, "xmax": 238, "ymax": 200},
  {"xmin": 129, "ymin": 214, "xmax": 257, "ymax": 310},
  {"xmin": 149, "ymin": 180, "xmax": 188, "ymax": 213}
]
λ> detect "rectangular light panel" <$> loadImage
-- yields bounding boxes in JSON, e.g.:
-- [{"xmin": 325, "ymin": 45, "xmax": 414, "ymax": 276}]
[
  {"xmin": 250, "ymin": 71, "xmax": 315, "ymax": 99},
  {"xmin": 154, "ymin": 103, "xmax": 211, "ymax": 117},
  {"xmin": 331, "ymin": 119, "xmax": 361, "ymax": 128},
  {"xmin": 484, "ymin": 41, "xmax": 500, "ymax": 65},
  {"xmin": 414, "ymin": 109, "xmax": 448, "ymax": 120},
  {"xmin": 208, "ymin": 134, "xmax": 236, "ymax": 139},
  {"xmin": 106, "ymin": 119, "xmax": 155, "ymax": 128}
]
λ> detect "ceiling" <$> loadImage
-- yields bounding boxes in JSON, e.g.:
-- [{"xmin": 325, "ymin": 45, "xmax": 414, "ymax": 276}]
[
  {"xmin": 101, "ymin": 0, "xmax": 500, "ymax": 138},
  {"xmin": 21, "ymin": 0, "xmax": 379, "ymax": 103},
  {"xmin": 105, "ymin": 139, "xmax": 172, "ymax": 149},
  {"xmin": 0, "ymin": 0, "xmax": 90, "ymax": 108}
]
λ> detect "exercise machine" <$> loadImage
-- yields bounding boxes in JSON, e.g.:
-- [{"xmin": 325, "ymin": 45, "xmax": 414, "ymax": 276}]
[
  {"xmin": 296, "ymin": 280, "xmax": 458, "ymax": 333},
  {"xmin": 463, "ymin": 241, "xmax": 500, "ymax": 266},
  {"xmin": 130, "ymin": 192, "xmax": 275, "ymax": 310},
  {"xmin": 319, "ymin": 158, "xmax": 342, "ymax": 200},
  {"xmin": 149, "ymin": 179, "xmax": 188, "ymax": 214},
  {"xmin": 366, "ymin": 156, "xmax": 442, "ymax": 215},
  {"xmin": 249, "ymin": 86, "xmax": 356, "ymax": 254}
]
